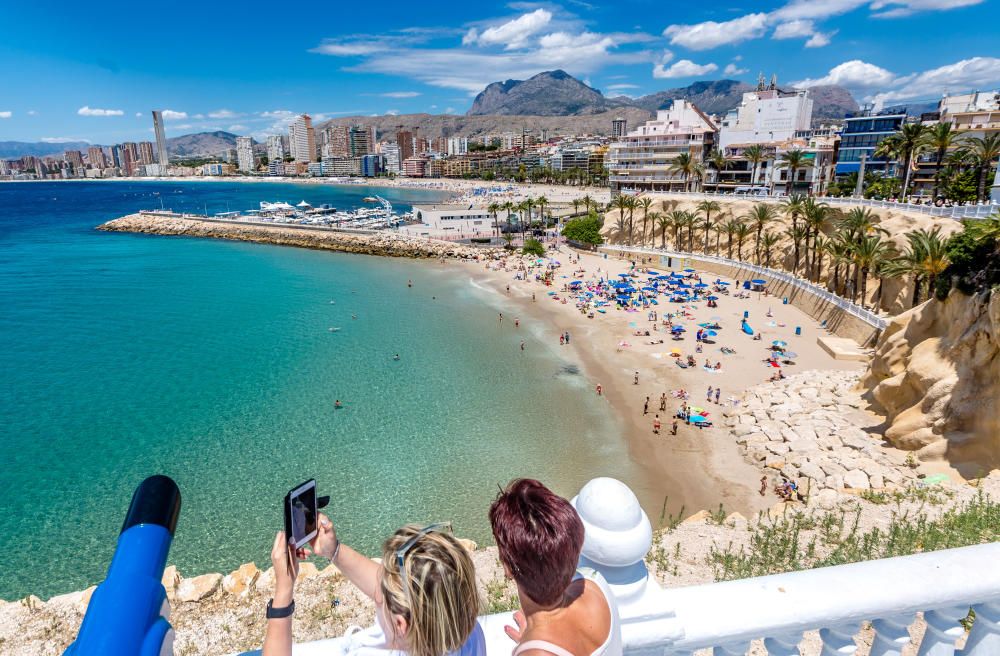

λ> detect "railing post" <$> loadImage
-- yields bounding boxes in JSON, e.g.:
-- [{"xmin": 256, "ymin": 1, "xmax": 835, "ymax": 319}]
[
  {"xmin": 870, "ymin": 615, "xmax": 914, "ymax": 656},
  {"xmin": 763, "ymin": 633, "xmax": 802, "ymax": 655},
  {"xmin": 918, "ymin": 605, "xmax": 968, "ymax": 656},
  {"xmin": 960, "ymin": 601, "xmax": 1000, "ymax": 654},
  {"xmin": 819, "ymin": 624, "xmax": 859, "ymax": 655}
]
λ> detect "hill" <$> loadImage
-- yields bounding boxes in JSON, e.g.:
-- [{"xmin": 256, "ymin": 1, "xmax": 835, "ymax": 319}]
[
  {"xmin": 468, "ymin": 70, "xmax": 631, "ymax": 116},
  {"xmin": 0, "ymin": 141, "xmax": 91, "ymax": 159},
  {"xmin": 166, "ymin": 131, "xmax": 237, "ymax": 158}
]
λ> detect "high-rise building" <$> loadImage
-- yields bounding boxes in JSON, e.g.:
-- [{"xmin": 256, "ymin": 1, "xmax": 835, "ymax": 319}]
[
  {"xmin": 612, "ymin": 117, "xmax": 627, "ymax": 138},
  {"xmin": 87, "ymin": 146, "xmax": 107, "ymax": 169},
  {"xmin": 266, "ymin": 135, "xmax": 286, "ymax": 162},
  {"xmin": 118, "ymin": 142, "xmax": 140, "ymax": 176},
  {"xmin": 137, "ymin": 141, "xmax": 156, "ymax": 166},
  {"xmin": 382, "ymin": 143, "xmax": 401, "ymax": 175},
  {"xmin": 324, "ymin": 125, "xmax": 351, "ymax": 157},
  {"xmin": 64, "ymin": 150, "xmax": 84, "ymax": 169},
  {"xmin": 151, "ymin": 110, "xmax": 169, "ymax": 166},
  {"xmin": 236, "ymin": 136, "xmax": 255, "ymax": 173},
  {"xmin": 289, "ymin": 114, "xmax": 316, "ymax": 163},
  {"xmin": 446, "ymin": 137, "xmax": 468, "ymax": 156},
  {"xmin": 349, "ymin": 125, "xmax": 375, "ymax": 157},
  {"xmin": 396, "ymin": 130, "xmax": 414, "ymax": 162}
]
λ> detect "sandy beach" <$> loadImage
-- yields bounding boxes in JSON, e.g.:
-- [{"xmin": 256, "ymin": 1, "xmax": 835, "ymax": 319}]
[{"xmin": 463, "ymin": 245, "xmax": 864, "ymax": 518}]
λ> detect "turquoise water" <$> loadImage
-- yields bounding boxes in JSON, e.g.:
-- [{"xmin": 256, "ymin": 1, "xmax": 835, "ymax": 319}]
[{"xmin": 0, "ymin": 181, "xmax": 635, "ymax": 599}]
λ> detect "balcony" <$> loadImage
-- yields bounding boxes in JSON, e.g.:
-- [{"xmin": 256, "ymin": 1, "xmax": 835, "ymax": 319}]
[{"xmin": 239, "ymin": 478, "xmax": 1000, "ymax": 656}]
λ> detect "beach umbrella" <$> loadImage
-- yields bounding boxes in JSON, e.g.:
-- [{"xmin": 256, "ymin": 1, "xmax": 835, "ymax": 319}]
[
  {"xmin": 684, "ymin": 268, "xmax": 696, "ymax": 272},
  {"xmin": 718, "ymin": 281, "xmax": 731, "ymax": 285},
  {"xmin": 676, "ymin": 283, "xmax": 692, "ymax": 289},
  {"xmin": 694, "ymin": 283, "xmax": 708, "ymax": 288},
  {"xmin": 707, "ymin": 330, "xmax": 718, "ymax": 336},
  {"xmin": 707, "ymin": 295, "xmax": 719, "ymax": 300},
  {"xmin": 672, "ymin": 326, "xmax": 686, "ymax": 332},
  {"xmin": 751, "ymin": 279, "xmax": 767, "ymax": 285},
  {"xmin": 772, "ymin": 340, "xmax": 787, "ymax": 347},
  {"xmin": 698, "ymin": 322, "xmax": 712, "ymax": 327},
  {"xmin": 647, "ymin": 270, "xmax": 659, "ymax": 275},
  {"xmin": 689, "ymin": 415, "xmax": 708, "ymax": 424},
  {"xmin": 642, "ymin": 286, "xmax": 657, "ymax": 291}
]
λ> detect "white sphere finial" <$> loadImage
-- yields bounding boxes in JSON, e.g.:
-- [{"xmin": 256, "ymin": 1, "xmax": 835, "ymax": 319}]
[{"xmin": 571, "ymin": 477, "xmax": 652, "ymax": 568}]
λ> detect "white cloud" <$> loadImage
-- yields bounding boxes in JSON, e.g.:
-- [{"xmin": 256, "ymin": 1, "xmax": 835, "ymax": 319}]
[
  {"xmin": 653, "ymin": 59, "xmax": 719, "ymax": 79},
  {"xmin": 772, "ymin": 19, "xmax": 816, "ymax": 39},
  {"xmin": 161, "ymin": 110, "xmax": 188, "ymax": 120},
  {"xmin": 209, "ymin": 109, "xmax": 240, "ymax": 119},
  {"xmin": 805, "ymin": 31, "xmax": 835, "ymax": 47},
  {"xmin": 42, "ymin": 136, "xmax": 88, "ymax": 143},
  {"xmin": 260, "ymin": 110, "xmax": 296, "ymax": 119},
  {"xmin": 445, "ymin": 106, "xmax": 456, "ymax": 114},
  {"xmin": 78, "ymin": 106, "xmax": 124, "ymax": 117},
  {"xmin": 136, "ymin": 112, "xmax": 143, "ymax": 117},
  {"xmin": 771, "ymin": 0, "xmax": 867, "ymax": 21},
  {"xmin": 468, "ymin": 9, "xmax": 552, "ymax": 50},
  {"xmin": 385, "ymin": 109, "xmax": 400, "ymax": 116},
  {"xmin": 871, "ymin": 56, "xmax": 1000, "ymax": 104},
  {"xmin": 381, "ymin": 91, "xmax": 421, "ymax": 98},
  {"xmin": 869, "ymin": 0, "xmax": 984, "ymax": 18},
  {"xmin": 793, "ymin": 59, "xmax": 896, "ymax": 89},
  {"xmin": 663, "ymin": 13, "xmax": 768, "ymax": 50},
  {"xmin": 606, "ymin": 83, "xmax": 640, "ymax": 90},
  {"xmin": 27, "ymin": 110, "xmax": 37, "ymax": 116},
  {"xmin": 724, "ymin": 63, "xmax": 749, "ymax": 76},
  {"xmin": 229, "ymin": 124, "xmax": 248, "ymax": 131},
  {"xmin": 0, "ymin": 111, "xmax": 11, "ymax": 119}
]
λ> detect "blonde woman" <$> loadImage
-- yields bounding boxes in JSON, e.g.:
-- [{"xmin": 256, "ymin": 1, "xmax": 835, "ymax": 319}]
[{"xmin": 263, "ymin": 515, "xmax": 484, "ymax": 656}]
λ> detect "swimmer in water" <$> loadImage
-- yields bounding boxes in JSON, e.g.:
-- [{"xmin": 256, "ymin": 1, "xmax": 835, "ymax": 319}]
[
  {"xmin": 408, "ymin": 279, "xmax": 412, "ymax": 287},
  {"xmin": 352, "ymin": 314, "xmax": 357, "ymax": 320},
  {"xmin": 334, "ymin": 399, "xmax": 343, "ymax": 409},
  {"xmin": 393, "ymin": 354, "xmax": 400, "ymax": 361}
]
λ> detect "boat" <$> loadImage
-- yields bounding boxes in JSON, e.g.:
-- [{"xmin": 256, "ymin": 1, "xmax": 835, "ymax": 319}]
[{"xmin": 363, "ymin": 196, "xmax": 377, "ymax": 202}]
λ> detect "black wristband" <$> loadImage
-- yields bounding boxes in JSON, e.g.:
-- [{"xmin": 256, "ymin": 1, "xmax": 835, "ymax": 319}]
[{"xmin": 266, "ymin": 598, "xmax": 295, "ymax": 619}]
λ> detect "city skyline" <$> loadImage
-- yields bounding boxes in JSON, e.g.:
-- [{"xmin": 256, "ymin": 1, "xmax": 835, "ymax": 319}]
[{"xmin": 0, "ymin": 0, "xmax": 998, "ymax": 143}]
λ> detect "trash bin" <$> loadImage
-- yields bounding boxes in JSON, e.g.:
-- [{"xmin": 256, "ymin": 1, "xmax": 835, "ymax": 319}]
[
  {"xmin": 795, "ymin": 326, "xmax": 801, "ymax": 336},
  {"xmin": 743, "ymin": 310, "xmax": 749, "ymax": 319}
]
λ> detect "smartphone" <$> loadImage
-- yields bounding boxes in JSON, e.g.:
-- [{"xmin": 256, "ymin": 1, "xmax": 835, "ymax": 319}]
[{"xmin": 284, "ymin": 479, "xmax": 318, "ymax": 549}]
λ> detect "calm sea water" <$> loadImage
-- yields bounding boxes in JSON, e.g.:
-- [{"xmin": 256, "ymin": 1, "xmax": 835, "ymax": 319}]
[{"xmin": 0, "ymin": 180, "xmax": 635, "ymax": 599}]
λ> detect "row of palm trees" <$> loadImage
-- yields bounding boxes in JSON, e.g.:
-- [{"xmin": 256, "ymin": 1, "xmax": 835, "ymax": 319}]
[
  {"xmin": 609, "ymin": 194, "xmax": 956, "ymax": 311},
  {"xmin": 662, "ymin": 146, "xmax": 815, "ymax": 196},
  {"xmin": 486, "ymin": 195, "xmax": 557, "ymax": 243},
  {"xmin": 874, "ymin": 123, "xmax": 1000, "ymax": 201}
]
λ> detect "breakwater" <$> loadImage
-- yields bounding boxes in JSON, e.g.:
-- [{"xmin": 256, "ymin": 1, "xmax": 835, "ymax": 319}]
[{"xmin": 98, "ymin": 212, "xmax": 494, "ymax": 260}]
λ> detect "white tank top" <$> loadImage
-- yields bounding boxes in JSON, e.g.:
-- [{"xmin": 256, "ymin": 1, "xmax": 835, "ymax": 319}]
[{"xmin": 512, "ymin": 568, "xmax": 623, "ymax": 656}]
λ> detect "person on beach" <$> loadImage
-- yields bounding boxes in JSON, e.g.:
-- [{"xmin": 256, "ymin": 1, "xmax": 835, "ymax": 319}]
[
  {"xmin": 653, "ymin": 415, "xmax": 661, "ymax": 434},
  {"xmin": 532, "ymin": 293, "xmax": 536, "ymax": 302},
  {"xmin": 499, "ymin": 313, "xmax": 503, "ymax": 325},
  {"xmin": 659, "ymin": 393, "xmax": 667, "ymax": 411},
  {"xmin": 564, "ymin": 331, "xmax": 570, "ymax": 344},
  {"xmin": 715, "ymin": 388, "xmax": 721, "ymax": 404},
  {"xmin": 633, "ymin": 371, "xmax": 639, "ymax": 385},
  {"xmin": 407, "ymin": 279, "xmax": 412, "ymax": 288},
  {"xmin": 596, "ymin": 384, "xmax": 603, "ymax": 396},
  {"xmin": 643, "ymin": 397, "xmax": 649, "ymax": 415},
  {"xmin": 520, "ymin": 340, "xmax": 525, "ymax": 351},
  {"xmin": 560, "ymin": 334, "xmax": 565, "ymax": 346},
  {"xmin": 262, "ymin": 517, "xmax": 484, "ymax": 656},
  {"xmin": 760, "ymin": 476, "xmax": 768, "ymax": 497},
  {"xmin": 515, "ymin": 318, "xmax": 520, "ymax": 328},
  {"xmin": 671, "ymin": 418, "xmax": 678, "ymax": 435},
  {"xmin": 490, "ymin": 479, "xmax": 622, "ymax": 656},
  {"xmin": 706, "ymin": 386, "xmax": 713, "ymax": 402}
]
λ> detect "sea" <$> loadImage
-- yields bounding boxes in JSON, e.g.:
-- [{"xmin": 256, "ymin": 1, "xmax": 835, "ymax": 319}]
[{"xmin": 0, "ymin": 180, "xmax": 637, "ymax": 600}]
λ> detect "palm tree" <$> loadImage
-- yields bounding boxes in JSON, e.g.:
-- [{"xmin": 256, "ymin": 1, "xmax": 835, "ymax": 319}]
[
  {"xmin": 667, "ymin": 209, "xmax": 687, "ymax": 249},
  {"xmin": 759, "ymin": 231, "xmax": 782, "ymax": 268},
  {"xmin": 813, "ymin": 234, "xmax": 831, "ymax": 284},
  {"xmin": 536, "ymin": 195, "xmax": 549, "ymax": 228},
  {"xmin": 581, "ymin": 194, "xmax": 594, "ymax": 213},
  {"xmin": 646, "ymin": 211, "xmax": 661, "ymax": 249},
  {"xmin": 487, "ymin": 201, "xmax": 501, "ymax": 240},
  {"xmin": 910, "ymin": 226, "xmax": 951, "ymax": 297},
  {"xmin": 656, "ymin": 213, "xmax": 671, "ymax": 249},
  {"xmin": 802, "ymin": 198, "xmax": 832, "ymax": 281},
  {"xmin": 638, "ymin": 196, "xmax": 653, "ymax": 246},
  {"xmin": 960, "ymin": 134, "xmax": 1000, "ymax": 201},
  {"xmin": 669, "ymin": 153, "xmax": 698, "ymax": 192},
  {"xmin": 827, "ymin": 234, "xmax": 854, "ymax": 297},
  {"xmin": 571, "ymin": 198, "xmax": 580, "ymax": 217},
  {"xmin": 733, "ymin": 222, "xmax": 753, "ymax": 261},
  {"xmin": 875, "ymin": 123, "xmax": 927, "ymax": 198},
  {"xmin": 614, "ymin": 215, "xmax": 629, "ymax": 244},
  {"xmin": 696, "ymin": 200, "xmax": 721, "ymax": 254},
  {"xmin": 851, "ymin": 234, "xmax": 895, "ymax": 309},
  {"xmin": 923, "ymin": 122, "xmax": 960, "ymax": 199},
  {"xmin": 742, "ymin": 145, "xmax": 766, "ymax": 188},
  {"xmin": 883, "ymin": 246, "xmax": 925, "ymax": 308},
  {"xmin": 781, "ymin": 194, "xmax": 806, "ymax": 275},
  {"xmin": 612, "ymin": 194, "xmax": 631, "ymax": 245},
  {"xmin": 682, "ymin": 211, "xmax": 698, "ymax": 252},
  {"xmin": 785, "ymin": 224, "xmax": 810, "ymax": 277},
  {"xmin": 713, "ymin": 216, "xmax": 727, "ymax": 255},
  {"xmin": 744, "ymin": 203, "xmax": 778, "ymax": 265},
  {"xmin": 708, "ymin": 149, "xmax": 729, "ymax": 192},
  {"xmin": 776, "ymin": 149, "xmax": 813, "ymax": 196},
  {"xmin": 723, "ymin": 218, "xmax": 741, "ymax": 259},
  {"xmin": 626, "ymin": 195, "xmax": 637, "ymax": 246}
]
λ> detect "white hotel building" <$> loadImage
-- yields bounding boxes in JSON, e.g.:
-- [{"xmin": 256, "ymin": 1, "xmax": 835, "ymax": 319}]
[
  {"xmin": 399, "ymin": 205, "xmax": 495, "ymax": 238},
  {"xmin": 717, "ymin": 86, "xmax": 813, "ymax": 151},
  {"xmin": 605, "ymin": 100, "xmax": 717, "ymax": 194}
]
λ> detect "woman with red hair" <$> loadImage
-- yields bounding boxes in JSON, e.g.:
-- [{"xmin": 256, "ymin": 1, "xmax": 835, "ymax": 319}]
[{"xmin": 490, "ymin": 479, "xmax": 622, "ymax": 656}]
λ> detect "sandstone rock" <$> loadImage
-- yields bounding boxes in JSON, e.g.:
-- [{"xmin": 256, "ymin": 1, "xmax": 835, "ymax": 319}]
[
  {"xmin": 223, "ymin": 562, "xmax": 260, "ymax": 596},
  {"xmin": 813, "ymin": 488, "xmax": 840, "ymax": 509},
  {"xmin": 869, "ymin": 473, "xmax": 885, "ymax": 489},
  {"xmin": 738, "ymin": 415, "xmax": 757, "ymax": 426},
  {"xmin": 21, "ymin": 595, "xmax": 44, "ymax": 611},
  {"xmin": 255, "ymin": 567, "xmax": 275, "ymax": 595},
  {"xmin": 843, "ymin": 469, "xmax": 871, "ymax": 490},
  {"xmin": 47, "ymin": 586, "xmax": 96, "ymax": 611},
  {"xmin": 765, "ymin": 442, "xmax": 790, "ymax": 455},
  {"xmin": 177, "ymin": 573, "xmax": 222, "ymax": 602},
  {"xmin": 825, "ymin": 474, "xmax": 845, "ymax": 491},
  {"xmin": 681, "ymin": 510, "xmax": 712, "ymax": 524},
  {"xmin": 765, "ymin": 455, "xmax": 786, "ymax": 470},
  {"xmin": 457, "ymin": 538, "xmax": 478, "ymax": 553},
  {"xmin": 162, "ymin": 565, "xmax": 181, "ymax": 600},
  {"xmin": 732, "ymin": 425, "xmax": 758, "ymax": 438},
  {"xmin": 798, "ymin": 463, "xmax": 826, "ymax": 482},
  {"xmin": 296, "ymin": 562, "xmax": 320, "ymax": 582}
]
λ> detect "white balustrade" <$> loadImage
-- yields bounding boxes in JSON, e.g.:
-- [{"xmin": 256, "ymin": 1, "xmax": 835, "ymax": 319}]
[{"xmin": 233, "ymin": 479, "xmax": 1000, "ymax": 656}]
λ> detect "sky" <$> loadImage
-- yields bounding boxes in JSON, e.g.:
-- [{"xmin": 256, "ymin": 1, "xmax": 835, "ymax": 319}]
[{"xmin": 1, "ymin": 0, "xmax": 997, "ymax": 144}]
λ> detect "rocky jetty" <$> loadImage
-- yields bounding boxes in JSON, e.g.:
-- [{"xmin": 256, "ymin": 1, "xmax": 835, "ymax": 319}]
[
  {"xmin": 724, "ymin": 371, "xmax": 919, "ymax": 499},
  {"xmin": 98, "ymin": 213, "xmax": 496, "ymax": 260}
]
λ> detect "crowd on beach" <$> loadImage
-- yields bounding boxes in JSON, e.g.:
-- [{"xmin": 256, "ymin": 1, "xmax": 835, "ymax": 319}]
[{"xmin": 262, "ymin": 479, "xmax": 622, "ymax": 656}]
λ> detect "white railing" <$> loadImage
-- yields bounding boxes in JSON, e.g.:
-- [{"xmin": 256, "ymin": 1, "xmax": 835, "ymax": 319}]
[
  {"xmin": 604, "ymin": 245, "xmax": 888, "ymax": 330},
  {"xmin": 233, "ymin": 478, "xmax": 1000, "ymax": 656},
  {"xmin": 630, "ymin": 191, "xmax": 998, "ymax": 220}
]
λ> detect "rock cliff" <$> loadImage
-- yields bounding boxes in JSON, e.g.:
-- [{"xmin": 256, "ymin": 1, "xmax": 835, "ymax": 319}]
[{"xmin": 862, "ymin": 290, "xmax": 1000, "ymax": 474}]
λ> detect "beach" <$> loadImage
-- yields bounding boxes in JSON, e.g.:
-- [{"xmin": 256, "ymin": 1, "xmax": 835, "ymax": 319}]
[{"xmin": 463, "ymin": 245, "xmax": 865, "ymax": 517}]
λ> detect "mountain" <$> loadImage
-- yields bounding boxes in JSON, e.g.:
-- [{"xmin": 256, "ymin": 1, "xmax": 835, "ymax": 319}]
[
  {"xmin": 467, "ymin": 71, "xmax": 859, "ymax": 125},
  {"xmin": 166, "ymin": 131, "xmax": 237, "ymax": 158},
  {"xmin": 468, "ymin": 70, "xmax": 631, "ymax": 116},
  {"xmin": 0, "ymin": 140, "xmax": 91, "ymax": 159}
]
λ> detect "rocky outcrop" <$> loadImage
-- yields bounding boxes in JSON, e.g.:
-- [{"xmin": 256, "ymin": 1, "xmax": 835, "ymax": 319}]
[
  {"xmin": 724, "ymin": 371, "xmax": 920, "ymax": 493},
  {"xmin": 98, "ymin": 213, "xmax": 497, "ymax": 261},
  {"xmin": 861, "ymin": 290, "xmax": 1000, "ymax": 474}
]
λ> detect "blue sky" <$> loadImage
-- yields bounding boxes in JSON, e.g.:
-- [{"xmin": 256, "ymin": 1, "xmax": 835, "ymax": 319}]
[{"xmin": 1, "ymin": 0, "xmax": 997, "ymax": 144}]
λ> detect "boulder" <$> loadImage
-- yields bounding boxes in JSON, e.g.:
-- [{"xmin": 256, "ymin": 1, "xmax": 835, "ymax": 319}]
[
  {"xmin": 255, "ymin": 567, "xmax": 275, "ymax": 595},
  {"xmin": 825, "ymin": 474, "xmax": 845, "ymax": 491},
  {"xmin": 457, "ymin": 538, "xmax": 478, "ymax": 553},
  {"xmin": 813, "ymin": 488, "xmax": 840, "ymax": 509},
  {"xmin": 162, "ymin": 565, "xmax": 181, "ymax": 600},
  {"xmin": 223, "ymin": 562, "xmax": 260, "ymax": 596},
  {"xmin": 765, "ymin": 455, "xmax": 786, "ymax": 470},
  {"xmin": 798, "ymin": 462, "xmax": 827, "ymax": 482},
  {"xmin": 176, "ymin": 573, "xmax": 222, "ymax": 602},
  {"xmin": 869, "ymin": 473, "xmax": 886, "ymax": 489},
  {"xmin": 765, "ymin": 442, "xmax": 790, "ymax": 455},
  {"xmin": 297, "ymin": 562, "xmax": 320, "ymax": 582},
  {"xmin": 47, "ymin": 586, "xmax": 96, "ymax": 611},
  {"xmin": 843, "ymin": 469, "xmax": 871, "ymax": 490},
  {"xmin": 681, "ymin": 509, "xmax": 712, "ymax": 524}
]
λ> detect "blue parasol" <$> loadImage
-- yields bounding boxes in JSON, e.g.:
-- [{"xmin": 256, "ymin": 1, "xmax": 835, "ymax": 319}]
[
  {"xmin": 684, "ymin": 268, "xmax": 696, "ymax": 272},
  {"xmin": 751, "ymin": 279, "xmax": 767, "ymax": 284},
  {"xmin": 695, "ymin": 283, "xmax": 709, "ymax": 288},
  {"xmin": 707, "ymin": 295, "xmax": 719, "ymax": 300}
]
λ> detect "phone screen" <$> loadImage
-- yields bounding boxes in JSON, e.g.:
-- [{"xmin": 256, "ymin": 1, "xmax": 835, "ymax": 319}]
[{"xmin": 285, "ymin": 480, "xmax": 318, "ymax": 548}]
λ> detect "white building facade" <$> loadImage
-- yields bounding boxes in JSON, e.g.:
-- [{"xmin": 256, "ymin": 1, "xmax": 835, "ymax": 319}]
[
  {"xmin": 266, "ymin": 135, "xmax": 285, "ymax": 163},
  {"xmin": 718, "ymin": 87, "xmax": 814, "ymax": 151},
  {"xmin": 289, "ymin": 114, "xmax": 316, "ymax": 163},
  {"xmin": 235, "ymin": 136, "xmax": 255, "ymax": 173},
  {"xmin": 382, "ymin": 143, "xmax": 401, "ymax": 175}
]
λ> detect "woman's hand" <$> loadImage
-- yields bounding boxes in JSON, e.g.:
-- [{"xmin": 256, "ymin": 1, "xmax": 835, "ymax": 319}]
[
  {"xmin": 310, "ymin": 513, "xmax": 338, "ymax": 560},
  {"xmin": 271, "ymin": 531, "xmax": 301, "ymax": 605},
  {"xmin": 504, "ymin": 609, "xmax": 527, "ymax": 643}
]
